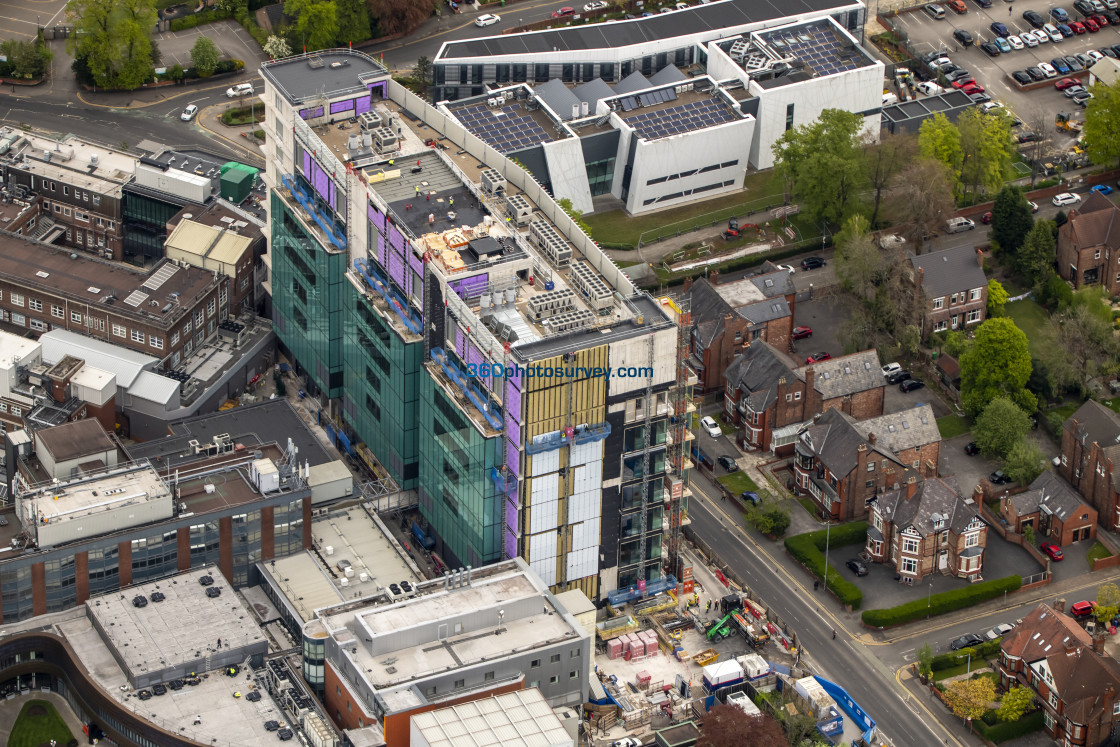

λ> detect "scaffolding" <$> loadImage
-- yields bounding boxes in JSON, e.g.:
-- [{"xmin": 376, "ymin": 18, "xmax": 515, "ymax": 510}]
[{"xmin": 662, "ymin": 296, "xmax": 693, "ymax": 581}]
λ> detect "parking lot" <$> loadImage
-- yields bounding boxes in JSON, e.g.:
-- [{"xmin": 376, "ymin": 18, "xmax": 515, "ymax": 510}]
[
  {"xmin": 889, "ymin": 0, "xmax": 1120, "ymax": 140},
  {"xmin": 153, "ymin": 19, "xmax": 266, "ymax": 72}
]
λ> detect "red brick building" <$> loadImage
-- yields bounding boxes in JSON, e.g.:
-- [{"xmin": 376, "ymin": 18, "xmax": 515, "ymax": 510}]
[
  {"xmin": 1057, "ymin": 191, "xmax": 1120, "ymax": 293},
  {"xmin": 1001, "ymin": 470, "xmax": 1097, "ymax": 547},
  {"xmin": 684, "ymin": 271, "xmax": 795, "ymax": 396},
  {"xmin": 794, "ymin": 404, "xmax": 940, "ymax": 521},
  {"xmin": 909, "ymin": 245, "xmax": 988, "ymax": 338},
  {"xmin": 1059, "ymin": 400, "xmax": 1120, "ymax": 531},
  {"xmin": 999, "ymin": 602, "xmax": 1120, "ymax": 746},
  {"xmin": 723, "ymin": 344, "xmax": 886, "ymax": 454},
  {"xmin": 866, "ymin": 476, "xmax": 987, "ymax": 581}
]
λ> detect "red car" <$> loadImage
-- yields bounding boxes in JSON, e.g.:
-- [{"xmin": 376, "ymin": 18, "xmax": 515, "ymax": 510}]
[
  {"xmin": 552, "ymin": 5, "xmax": 575, "ymax": 16},
  {"xmin": 792, "ymin": 326, "xmax": 813, "ymax": 340},
  {"xmin": 806, "ymin": 352, "xmax": 832, "ymax": 364},
  {"xmin": 1070, "ymin": 20, "xmax": 1087, "ymax": 33},
  {"xmin": 951, "ymin": 77, "xmax": 976, "ymax": 89},
  {"xmin": 1092, "ymin": 13, "xmax": 1109, "ymax": 26},
  {"xmin": 1055, "ymin": 77, "xmax": 1080, "ymax": 90},
  {"xmin": 981, "ymin": 212, "xmax": 993, "ymax": 224},
  {"xmin": 1085, "ymin": 17, "xmax": 1100, "ymax": 31},
  {"xmin": 1040, "ymin": 542, "xmax": 1064, "ymax": 561},
  {"xmin": 1071, "ymin": 600, "xmax": 1098, "ymax": 618},
  {"xmin": 962, "ymin": 82, "xmax": 985, "ymax": 95}
]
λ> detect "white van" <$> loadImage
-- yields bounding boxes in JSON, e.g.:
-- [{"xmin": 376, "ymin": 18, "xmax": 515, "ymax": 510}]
[
  {"xmin": 924, "ymin": 3, "xmax": 946, "ymax": 18},
  {"xmin": 945, "ymin": 217, "xmax": 975, "ymax": 234},
  {"xmin": 226, "ymin": 82, "xmax": 255, "ymax": 98}
]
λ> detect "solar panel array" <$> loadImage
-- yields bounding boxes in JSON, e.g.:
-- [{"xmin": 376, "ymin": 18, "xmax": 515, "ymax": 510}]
[
  {"xmin": 624, "ymin": 98, "xmax": 736, "ymax": 141},
  {"xmin": 454, "ymin": 103, "xmax": 554, "ymax": 153},
  {"xmin": 763, "ymin": 23, "xmax": 866, "ymax": 77},
  {"xmin": 617, "ymin": 88, "xmax": 677, "ymax": 112}
]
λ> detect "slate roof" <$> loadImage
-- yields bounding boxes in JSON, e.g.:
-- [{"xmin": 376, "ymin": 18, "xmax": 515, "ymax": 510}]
[
  {"xmin": 860, "ymin": 404, "xmax": 940, "ymax": 453},
  {"xmin": 799, "ymin": 408, "xmax": 899, "ymax": 479},
  {"xmin": 873, "ymin": 476, "xmax": 976, "ymax": 536},
  {"xmin": 534, "ymin": 78, "xmax": 581, "ymax": 120},
  {"xmin": 1064, "ymin": 399, "xmax": 1120, "ymax": 449},
  {"xmin": 795, "ymin": 350, "xmax": 884, "ymax": 400},
  {"xmin": 650, "ymin": 65, "xmax": 688, "ymax": 85},
  {"xmin": 747, "ymin": 271, "xmax": 795, "ymax": 299},
  {"xmin": 686, "ymin": 276, "xmax": 791, "ymax": 348},
  {"xmin": 614, "ymin": 71, "xmax": 653, "ymax": 95},
  {"xmin": 738, "ymin": 297, "xmax": 791, "ymax": 325},
  {"xmin": 1047, "ymin": 648, "xmax": 1120, "ymax": 724},
  {"xmin": 573, "ymin": 78, "xmax": 616, "ymax": 107},
  {"xmin": 725, "ymin": 341, "xmax": 798, "ymax": 413},
  {"xmin": 1062, "ymin": 190, "xmax": 1120, "ymax": 252},
  {"xmin": 1007, "ymin": 471, "xmax": 1091, "ymax": 522},
  {"xmin": 908, "ymin": 244, "xmax": 987, "ymax": 300}
]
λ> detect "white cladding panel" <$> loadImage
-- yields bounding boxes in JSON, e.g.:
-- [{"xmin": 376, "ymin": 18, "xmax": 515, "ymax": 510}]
[
  {"xmin": 531, "ymin": 448, "xmax": 560, "ymax": 476},
  {"xmin": 570, "ymin": 439, "xmax": 602, "ymax": 467},
  {"xmin": 529, "ymin": 531, "xmax": 558, "ymax": 586},
  {"xmin": 607, "ymin": 328, "xmax": 676, "ymax": 397},
  {"xmin": 566, "ymin": 546, "xmax": 597, "ymax": 581}
]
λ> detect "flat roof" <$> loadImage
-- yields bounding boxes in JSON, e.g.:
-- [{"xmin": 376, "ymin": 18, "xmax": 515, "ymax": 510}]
[
  {"xmin": 173, "ymin": 449, "xmax": 293, "ymax": 513},
  {"xmin": 6, "ymin": 131, "xmax": 138, "ymax": 194},
  {"xmin": 35, "ymin": 419, "xmax": 116, "ymax": 462},
  {"xmin": 437, "ymin": 0, "xmax": 859, "ymax": 60},
  {"xmin": 411, "ymin": 689, "xmax": 572, "ymax": 747},
  {"xmin": 23, "ymin": 464, "xmax": 169, "ymax": 525},
  {"xmin": 617, "ymin": 87, "xmax": 742, "ymax": 141},
  {"xmin": 0, "ymin": 328, "xmax": 41, "ymax": 366},
  {"xmin": 125, "ymin": 398, "xmax": 333, "ymax": 468},
  {"xmin": 88, "ymin": 567, "xmax": 266, "ymax": 683},
  {"xmin": 0, "ymin": 235, "xmax": 219, "ymax": 330},
  {"xmin": 756, "ymin": 18, "xmax": 876, "ymax": 77},
  {"xmin": 165, "ymin": 220, "xmax": 254, "ymax": 265},
  {"xmin": 261, "ymin": 50, "xmax": 388, "ymax": 105}
]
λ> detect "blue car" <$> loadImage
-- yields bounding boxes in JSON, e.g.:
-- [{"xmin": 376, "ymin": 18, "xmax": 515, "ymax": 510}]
[
  {"xmin": 1051, "ymin": 6, "xmax": 1069, "ymax": 22},
  {"xmin": 990, "ymin": 21, "xmax": 1010, "ymax": 36},
  {"xmin": 1058, "ymin": 23, "xmax": 1074, "ymax": 36},
  {"xmin": 1052, "ymin": 57, "xmax": 1071, "ymax": 74},
  {"xmin": 995, "ymin": 37, "xmax": 1012, "ymax": 53},
  {"xmin": 1092, "ymin": 184, "xmax": 1115, "ymax": 196}
]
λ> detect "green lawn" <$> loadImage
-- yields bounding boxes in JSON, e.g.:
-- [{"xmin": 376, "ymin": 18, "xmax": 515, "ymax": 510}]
[
  {"xmin": 9, "ymin": 699, "xmax": 75, "ymax": 747},
  {"xmin": 1005, "ymin": 299, "xmax": 1048, "ymax": 356},
  {"xmin": 933, "ymin": 660, "xmax": 998, "ymax": 682},
  {"xmin": 1048, "ymin": 402, "xmax": 1080, "ymax": 424},
  {"xmin": 1088, "ymin": 541, "xmax": 1114, "ymax": 567},
  {"xmin": 936, "ymin": 415, "xmax": 971, "ymax": 440},
  {"xmin": 718, "ymin": 471, "xmax": 760, "ymax": 496}
]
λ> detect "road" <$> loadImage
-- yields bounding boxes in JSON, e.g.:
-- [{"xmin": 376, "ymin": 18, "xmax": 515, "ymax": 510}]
[{"xmin": 685, "ymin": 479, "xmax": 960, "ymax": 746}]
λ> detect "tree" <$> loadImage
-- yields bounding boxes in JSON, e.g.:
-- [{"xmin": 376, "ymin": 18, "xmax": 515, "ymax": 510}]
[
  {"xmin": 782, "ymin": 713, "xmax": 821, "ymax": 747},
  {"xmin": 886, "ymin": 157, "xmax": 955, "ymax": 254},
  {"xmin": 66, "ymin": 0, "xmax": 118, "ymax": 88},
  {"xmin": 367, "ymin": 0, "xmax": 437, "ymax": 37},
  {"xmin": 1038, "ymin": 294, "xmax": 1120, "ymax": 395},
  {"xmin": 1027, "ymin": 357, "xmax": 1055, "ymax": 405},
  {"xmin": 413, "ymin": 55, "xmax": 433, "ymax": 93},
  {"xmin": 961, "ymin": 318, "xmax": 1037, "ymax": 417},
  {"xmin": 0, "ymin": 37, "xmax": 52, "ymax": 79},
  {"xmin": 1003, "ymin": 439, "xmax": 1046, "ymax": 485},
  {"xmin": 336, "ymin": 0, "xmax": 371, "ymax": 44},
  {"xmin": 263, "ymin": 35, "xmax": 291, "ymax": 60},
  {"xmin": 1035, "ymin": 267, "xmax": 1073, "ymax": 311},
  {"xmin": 862, "ymin": 131, "xmax": 916, "ymax": 228},
  {"xmin": 987, "ymin": 279, "xmax": 1009, "ymax": 318},
  {"xmin": 990, "ymin": 186, "xmax": 1034, "ymax": 255},
  {"xmin": 190, "ymin": 36, "xmax": 219, "ymax": 78},
  {"xmin": 698, "ymin": 705, "xmax": 786, "ymax": 747},
  {"xmin": 771, "ymin": 109, "xmax": 867, "ymax": 227},
  {"xmin": 973, "ymin": 397, "xmax": 1032, "ymax": 459},
  {"xmin": 833, "ymin": 214, "xmax": 882, "ymax": 301},
  {"xmin": 957, "ymin": 108, "xmax": 1015, "ymax": 198},
  {"xmin": 997, "ymin": 686, "xmax": 1035, "ymax": 722},
  {"xmin": 285, "ymin": 0, "xmax": 339, "ymax": 52},
  {"xmin": 1097, "ymin": 583, "xmax": 1120, "ymax": 624},
  {"xmin": 917, "ymin": 643, "xmax": 934, "ymax": 678},
  {"xmin": 918, "ymin": 112, "xmax": 963, "ymax": 187},
  {"xmin": 1083, "ymin": 79, "xmax": 1120, "ymax": 168},
  {"xmin": 1022, "ymin": 524, "xmax": 1035, "ymax": 545},
  {"xmin": 944, "ymin": 676, "xmax": 997, "ymax": 723},
  {"xmin": 67, "ymin": 0, "xmax": 157, "ymax": 90},
  {"xmin": 1017, "ymin": 220, "xmax": 1057, "ymax": 285}
]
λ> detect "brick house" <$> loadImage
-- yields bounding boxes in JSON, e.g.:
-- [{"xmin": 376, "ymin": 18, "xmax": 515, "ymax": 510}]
[
  {"xmin": 909, "ymin": 245, "xmax": 988, "ymax": 338},
  {"xmin": 1059, "ymin": 400, "xmax": 1120, "ymax": 531},
  {"xmin": 999, "ymin": 602, "xmax": 1120, "ymax": 746},
  {"xmin": 724, "ymin": 345, "xmax": 886, "ymax": 454},
  {"xmin": 1057, "ymin": 191, "xmax": 1120, "ymax": 293},
  {"xmin": 1001, "ymin": 471, "xmax": 1098, "ymax": 546},
  {"xmin": 684, "ymin": 271, "xmax": 795, "ymax": 396},
  {"xmin": 866, "ymin": 476, "xmax": 987, "ymax": 581}
]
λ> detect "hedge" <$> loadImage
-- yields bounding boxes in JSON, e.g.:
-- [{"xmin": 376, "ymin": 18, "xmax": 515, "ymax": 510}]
[
  {"xmin": 930, "ymin": 639, "xmax": 1002, "ymax": 670},
  {"xmin": 784, "ymin": 522, "xmax": 867, "ymax": 610},
  {"xmin": 972, "ymin": 710, "xmax": 1045, "ymax": 743},
  {"xmin": 861, "ymin": 575, "xmax": 1022, "ymax": 628},
  {"xmin": 169, "ymin": 8, "xmax": 233, "ymax": 31}
]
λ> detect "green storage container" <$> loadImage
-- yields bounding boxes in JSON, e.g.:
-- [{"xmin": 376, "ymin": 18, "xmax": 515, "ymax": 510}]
[{"xmin": 220, "ymin": 164, "xmax": 256, "ymax": 204}]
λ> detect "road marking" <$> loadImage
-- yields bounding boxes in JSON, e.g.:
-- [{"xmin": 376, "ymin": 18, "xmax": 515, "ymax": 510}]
[{"xmin": 894, "ymin": 665, "xmax": 967, "ymax": 747}]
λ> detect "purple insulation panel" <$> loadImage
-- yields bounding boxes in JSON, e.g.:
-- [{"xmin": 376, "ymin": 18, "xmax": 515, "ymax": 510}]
[
  {"xmin": 303, "ymin": 152, "xmax": 312, "ymax": 177},
  {"xmin": 456, "ymin": 327, "xmax": 467, "ymax": 359},
  {"xmin": 389, "ymin": 251, "xmax": 405, "ymax": 288},
  {"xmin": 467, "ymin": 344, "xmax": 486, "ymax": 385},
  {"xmin": 508, "ymin": 363, "xmax": 521, "ymax": 391},
  {"xmin": 459, "ymin": 274, "xmax": 489, "ymax": 300},
  {"xmin": 355, "ymin": 96, "xmax": 372, "ymax": 116},
  {"xmin": 409, "ymin": 251, "xmax": 424, "ymax": 277},
  {"xmin": 503, "ymin": 522, "xmax": 517, "ymax": 560},
  {"xmin": 376, "ymin": 232, "xmax": 388, "ymax": 268},
  {"xmin": 368, "ymin": 81, "xmax": 387, "ymax": 99},
  {"xmin": 368, "ymin": 204, "xmax": 385, "ymax": 232},
  {"xmin": 329, "ymin": 183, "xmax": 337, "ymax": 211},
  {"xmin": 330, "ymin": 99, "xmax": 355, "ymax": 114},
  {"xmin": 505, "ymin": 412, "xmax": 520, "ymax": 447},
  {"xmin": 506, "ymin": 439, "xmax": 520, "ymax": 479},
  {"xmin": 299, "ymin": 106, "xmax": 324, "ymax": 120},
  {"xmin": 505, "ymin": 380, "xmax": 522, "ymax": 424},
  {"xmin": 389, "ymin": 224, "xmax": 405, "ymax": 252}
]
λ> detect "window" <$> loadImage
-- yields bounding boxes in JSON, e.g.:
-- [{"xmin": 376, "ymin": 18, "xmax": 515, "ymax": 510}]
[
  {"xmin": 1049, "ymin": 691, "xmax": 1058, "ymax": 707},
  {"xmin": 934, "ymin": 320, "xmax": 948, "ymax": 332},
  {"xmin": 0, "ymin": 403, "xmax": 7, "ymax": 413},
  {"xmin": 29, "ymin": 319, "xmax": 45, "ymax": 332},
  {"xmin": 785, "ymin": 393, "xmax": 792, "ymax": 402},
  {"xmin": 867, "ymin": 462, "xmax": 876, "ymax": 472},
  {"xmin": 901, "ymin": 557, "xmax": 917, "ymax": 574},
  {"xmin": 1096, "ymin": 249, "xmax": 1102, "ymax": 260},
  {"xmin": 171, "ymin": 331, "xmax": 180, "ymax": 346},
  {"xmin": 785, "ymin": 103, "xmax": 795, "ymax": 131},
  {"xmin": 10, "ymin": 313, "xmax": 24, "ymax": 327},
  {"xmin": 454, "ymin": 679, "xmax": 464, "ymax": 689},
  {"xmin": 10, "ymin": 293, "xmax": 23, "ymax": 307},
  {"xmin": 150, "ymin": 335, "xmax": 163, "ymax": 350},
  {"xmin": 112, "ymin": 324, "xmax": 126, "ymax": 337},
  {"xmin": 866, "ymin": 480, "xmax": 874, "ymax": 488},
  {"xmin": 550, "ymin": 654, "xmax": 560, "ymax": 663},
  {"xmin": 76, "ymin": 231, "xmax": 83, "ymax": 245},
  {"xmin": 965, "ymin": 532, "xmax": 979, "ymax": 547},
  {"xmin": 932, "ymin": 297, "xmax": 944, "ymax": 310},
  {"xmin": 75, "ymin": 211, "xmax": 89, "ymax": 222},
  {"xmin": 902, "ymin": 537, "xmax": 919, "ymax": 554},
  {"xmin": 549, "ymin": 675, "xmax": 558, "ymax": 684},
  {"xmin": 531, "ymin": 659, "xmax": 541, "ymax": 668},
  {"xmin": 966, "ymin": 309, "xmax": 982, "ymax": 323},
  {"xmin": 794, "ymin": 392, "xmax": 801, "ymax": 400},
  {"xmin": 70, "ymin": 311, "xmax": 81, "ymax": 323},
  {"xmin": 53, "ymin": 306, "xmax": 65, "ymax": 319},
  {"xmin": 571, "ymin": 670, "xmax": 578, "ymax": 679},
  {"xmin": 970, "ymin": 287, "xmax": 982, "ymax": 301},
  {"xmin": 131, "ymin": 329, "xmax": 145, "ymax": 344},
  {"xmin": 11, "ymin": 406, "xmax": 20, "ymax": 417},
  {"xmin": 63, "ymin": 186, "xmax": 69, "ymax": 196},
  {"xmin": 484, "ymin": 671, "xmax": 495, "ymax": 681},
  {"xmin": 571, "ymin": 649, "xmax": 579, "ymax": 658},
  {"xmin": 28, "ymin": 299, "xmax": 41, "ymax": 312},
  {"xmin": 207, "ymin": 298, "xmax": 216, "ymax": 317}
]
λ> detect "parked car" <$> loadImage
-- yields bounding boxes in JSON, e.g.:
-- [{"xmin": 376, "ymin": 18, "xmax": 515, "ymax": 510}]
[
  {"xmin": 951, "ymin": 633, "xmax": 985, "ymax": 650},
  {"xmin": 847, "ymin": 559, "xmax": 869, "ymax": 576},
  {"xmin": 994, "ymin": 37, "xmax": 1012, "ymax": 53},
  {"xmin": 1044, "ymin": 22, "xmax": 1063, "ymax": 41},
  {"xmin": 806, "ymin": 352, "xmax": 833, "ymax": 364},
  {"xmin": 948, "ymin": 0, "xmax": 968, "ymax": 10},
  {"xmin": 1022, "ymin": 31, "xmax": 1039, "ymax": 46},
  {"xmin": 925, "ymin": 2, "xmax": 948, "ymax": 18},
  {"xmin": 917, "ymin": 81, "xmax": 946, "ymax": 95},
  {"xmin": 1065, "ymin": 55, "xmax": 1084, "ymax": 71},
  {"xmin": 1023, "ymin": 9, "xmax": 1046, "ymax": 27},
  {"xmin": 1012, "ymin": 70, "xmax": 1032, "ymax": 84},
  {"xmin": 1007, "ymin": 34, "xmax": 1025, "ymax": 49},
  {"xmin": 700, "ymin": 416, "xmax": 721, "ymax": 438},
  {"xmin": 180, "ymin": 104, "xmax": 198, "ymax": 122},
  {"xmin": 1071, "ymin": 600, "xmax": 1098, "ymax": 618},
  {"xmin": 612, "ymin": 739, "xmax": 644, "ymax": 747},
  {"xmin": 974, "ymin": 0, "xmax": 992, "ymax": 7},
  {"xmin": 968, "ymin": 91, "xmax": 992, "ymax": 103},
  {"xmin": 991, "ymin": 20, "xmax": 1010, "ymax": 35},
  {"xmin": 882, "ymin": 362, "xmax": 902, "ymax": 376},
  {"xmin": 583, "ymin": 0, "xmax": 609, "ymax": 9},
  {"xmin": 1040, "ymin": 542, "xmax": 1064, "ymax": 560},
  {"xmin": 1065, "ymin": 85, "xmax": 1088, "ymax": 97},
  {"xmin": 1070, "ymin": 19, "xmax": 1087, "ymax": 32},
  {"xmin": 1051, "ymin": 6, "xmax": 1070, "ymax": 22},
  {"xmin": 1025, "ymin": 66, "xmax": 1046, "ymax": 81},
  {"xmin": 1051, "ymin": 57, "xmax": 1072, "ymax": 74},
  {"xmin": 965, "ymin": 442, "xmax": 980, "ymax": 455},
  {"xmin": 225, "ymin": 82, "xmax": 254, "ymax": 98},
  {"xmin": 989, "ymin": 469, "xmax": 1012, "ymax": 484},
  {"xmin": 1075, "ymin": 0, "xmax": 1096, "ymax": 13},
  {"xmin": 801, "ymin": 256, "xmax": 826, "ymax": 270},
  {"xmin": 1038, "ymin": 62, "xmax": 1058, "ymax": 77},
  {"xmin": 792, "ymin": 325, "xmax": 813, "ymax": 340},
  {"xmin": 741, "ymin": 491, "xmax": 761, "ymax": 506},
  {"xmin": 1055, "ymin": 76, "xmax": 1080, "ymax": 89},
  {"xmin": 984, "ymin": 623, "xmax": 1015, "ymax": 640},
  {"xmin": 1092, "ymin": 184, "xmax": 1115, "ymax": 195},
  {"xmin": 961, "ymin": 82, "xmax": 986, "ymax": 95},
  {"xmin": 717, "ymin": 455, "xmax": 739, "ymax": 472},
  {"xmin": 1028, "ymin": 201, "xmax": 1039, "ymax": 212},
  {"xmin": 475, "ymin": 12, "xmax": 501, "ymax": 25},
  {"xmin": 954, "ymin": 28, "xmax": 975, "ymax": 46},
  {"xmin": 775, "ymin": 264, "xmax": 796, "ymax": 274},
  {"xmin": 1053, "ymin": 192, "xmax": 1082, "ymax": 206},
  {"xmin": 899, "ymin": 378, "xmax": 925, "ymax": 393},
  {"xmin": 980, "ymin": 41, "xmax": 1001, "ymax": 56},
  {"xmin": 947, "ymin": 68, "xmax": 974, "ymax": 82},
  {"xmin": 886, "ymin": 369, "xmax": 911, "ymax": 384}
]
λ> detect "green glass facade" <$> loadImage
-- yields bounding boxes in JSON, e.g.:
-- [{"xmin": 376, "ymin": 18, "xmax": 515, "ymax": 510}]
[
  {"xmin": 417, "ymin": 378, "xmax": 505, "ymax": 568},
  {"xmin": 342, "ymin": 280, "xmax": 423, "ymax": 490},
  {"xmin": 271, "ymin": 193, "xmax": 346, "ymax": 398}
]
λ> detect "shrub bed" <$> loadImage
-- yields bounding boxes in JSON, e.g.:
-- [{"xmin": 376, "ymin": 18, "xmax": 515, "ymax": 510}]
[
  {"xmin": 930, "ymin": 640, "xmax": 1002, "ymax": 670},
  {"xmin": 861, "ymin": 576, "xmax": 1022, "ymax": 627},
  {"xmin": 972, "ymin": 710, "xmax": 1045, "ymax": 743},
  {"xmin": 784, "ymin": 523, "xmax": 867, "ymax": 609}
]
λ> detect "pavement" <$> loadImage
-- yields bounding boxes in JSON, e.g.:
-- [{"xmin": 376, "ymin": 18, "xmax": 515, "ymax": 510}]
[{"xmin": 0, "ymin": 690, "xmax": 87, "ymax": 745}]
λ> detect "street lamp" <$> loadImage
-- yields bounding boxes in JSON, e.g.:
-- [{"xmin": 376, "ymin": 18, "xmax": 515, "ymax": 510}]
[{"xmin": 927, "ymin": 582, "xmax": 933, "ymax": 619}]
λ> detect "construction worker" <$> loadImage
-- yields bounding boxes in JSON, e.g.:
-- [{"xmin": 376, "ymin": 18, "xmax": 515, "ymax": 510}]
[{"xmin": 705, "ymin": 599, "xmax": 711, "ymax": 613}]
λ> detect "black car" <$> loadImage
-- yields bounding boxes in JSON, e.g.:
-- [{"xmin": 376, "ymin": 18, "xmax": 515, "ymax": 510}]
[
  {"xmin": 1065, "ymin": 55, "xmax": 1085, "ymax": 72},
  {"xmin": 951, "ymin": 633, "xmax": 985, "ymax": 651},
  {"xmin": 1074, "ymin": 0, "xmax": 1095, "ymax": 13},
  {"xmin": 1012, "ymin": 70, "xmax": 1032, "ymax": 85},
  {"xmin": 975, "ymin": 0, "xmax": 992, "ymax": 7},
  {"xmin": 1102, "ymin": 46, "xmax": 1119, "ymax": 59},
  {"xmin": 1106, "ymin": 10, "xmax": 1120, "ymax": 24},
  {"xmin": 980, "ymin": 41, "xmax": 1001, "ymax": 56},
  {"xmin": 741, "ymin": 490, "xmax": 761, "ymax": 505},
  {"xmin": 954, "ymin": 29, "xmax": 974, "ymax": 46},
  {"xmin": 1018, "ymin": 130, "xmax": 1044, "ymax": 143},
  {"xmin": 989, "ymin": 470, "xmax": 1012, "ymax": 485},
  {"xmin": 969, "ymin": 92, "xmax": 992, "ymax": 104},
  {"xmin": 946, "ymin": 68, "xmax": 972, "ymax": 82},
  {"xmin": 899, "ymin": 378, "xmax": 925, "ymax": 393},
  {"xmin": 847, "ymin": 559, "xmax": 869, "ymax": 576},
  {"xmin": 801, "ymin": 256, "xmax": 826, "ymax": 270},
  {"xmin": 965, "ymin": 441, "xmax": 980, "ymax": 455},
  {"xmin": 717, "ymin": 455, "xmax": 739, "ymax": 472},
  {"xmin": 1023, "ymin": 9, "xmax": 1046, "ymax": 27},
  {"xmin": 990, "ymin": 21, "xmax": 1009, "ymax": 36},
  {"xmin": 886, "ymin": 369, "xmax": 911, "ymax": 385},
  {"xmin": 1025, "ymin": 66, "xmax": 1046, "ymax": 81}
]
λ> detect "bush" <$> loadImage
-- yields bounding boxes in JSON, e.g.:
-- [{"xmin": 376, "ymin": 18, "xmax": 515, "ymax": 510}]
[
  {"xmin": 784, "ymin": 523, "xmax": 867, "ymax": 609},
  {"xmin": 862, "ymin": 576, "xmax": 1022, "ymax": 627},
  {"xmin": 930, "ymin": 639, "xmax": 1002, "ymax": 670},
  {"xmin": 214, "ymin": 58, "xmax": 245, "ymax": 74},
  {"xmin": 973, "ymin": 710, "xmax": 1045, "ymax": 743},
  {"xmin": 170, "ymin": 7, "xmax": 233, "ymax": 31}
]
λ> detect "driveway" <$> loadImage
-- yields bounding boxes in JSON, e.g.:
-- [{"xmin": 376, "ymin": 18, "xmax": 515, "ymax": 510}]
[
  {"xmin": 939, "ymin": 430, "xmax": 1060, "ymax": 497},
  {"xmin": 791, "ymin": 295, "xmax": 859, "ymax": 362}
]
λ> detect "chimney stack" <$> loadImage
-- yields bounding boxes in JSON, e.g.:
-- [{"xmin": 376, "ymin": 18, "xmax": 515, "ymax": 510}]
[
  {"xmin": 683, "ymin": 277, "xmax": 694, "ymax": 293},
  {"xmin": 804, "ymin": 367, "xmax": 815, "ymax": 396},
  {"xmin": 1055, "ymin": 598, "xmax": 1066, "ymax": 614},
  {"xmin": 905, "ymin": 475, "xmax": 918, "ymax": 500},
  {"xmin": 710, "ymin": 270, "xmax": 720, "ymax": 286},
  {"xmin": 868, "ymin": 432, "xmax": 877, "ymax": 445},
  {"xmin": 1093, "ymin": 630, "xmax": 1108, "ymax": 654},
  {"xmin": 976, "ymin": 247, "xmax": 984, "ymax": 267}
]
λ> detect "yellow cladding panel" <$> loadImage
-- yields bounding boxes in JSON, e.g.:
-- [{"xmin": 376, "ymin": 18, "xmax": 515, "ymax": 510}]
[{"xmin": 522, "ymin": 347, "xmax": 609, "ymax": 393}]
